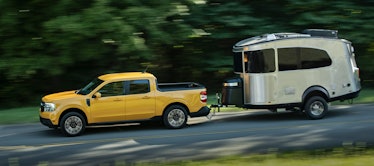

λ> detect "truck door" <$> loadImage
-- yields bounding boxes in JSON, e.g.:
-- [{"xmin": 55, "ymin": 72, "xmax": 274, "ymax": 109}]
[
  {"xmin": 90, "ymin": 81, "xmax": 126, "ymax": 123},
  {"xmin": 124, "ymin": 79, "xmax": 156, "ymax": 120}
]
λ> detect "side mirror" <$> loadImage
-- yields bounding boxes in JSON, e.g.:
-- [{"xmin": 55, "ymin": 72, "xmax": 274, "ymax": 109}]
[{"xmin": 93, "ymin": 92, "xmax": 101, "ymax": 99}]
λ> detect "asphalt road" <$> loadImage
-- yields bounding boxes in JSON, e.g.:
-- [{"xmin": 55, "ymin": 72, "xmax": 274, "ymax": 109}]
[{"xmin": 1, "ymin": 104, "xmax": 374, "ymax": 166}]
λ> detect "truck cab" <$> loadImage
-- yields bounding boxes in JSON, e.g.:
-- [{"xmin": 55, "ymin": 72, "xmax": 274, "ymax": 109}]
[{"xmin": 222, "ymin": 29, "xmax": 361, "ymax": 119}]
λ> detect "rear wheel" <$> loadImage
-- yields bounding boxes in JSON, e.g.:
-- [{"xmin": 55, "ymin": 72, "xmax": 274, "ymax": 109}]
[
  {"xmin": 163, "ymin": 105, "xmax": 188, "ymax": 129},
  {"xmin": 60, "ymin": 112, "xmax": 86, "ymax": 137},
  {"xmin": 304, "ymin": 96, "xmax": 328, "ymax": 120}
]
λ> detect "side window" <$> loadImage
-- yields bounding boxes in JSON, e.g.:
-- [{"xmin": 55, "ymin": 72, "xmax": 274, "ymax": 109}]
[
  {"xmin": 300, "ymin": 48, "xmax": 331, "ymax": 69},
  {"xmin": 99, "ymin": 81, "xmax": 124, "ymax": 97},
  {"xmin": 278, "ymin": 48, "xmax": 299, "ymax": 71},
  {"xmin": 124, "ymin": 80, "xmax": 150, "ymax": 95},
  {"xmin": 246, "ymin": 49, "xmax": 275, "ymax": 73},
  {"xmin": 278, "ymin": 47, "xmax": 332, "ymax": 71}
]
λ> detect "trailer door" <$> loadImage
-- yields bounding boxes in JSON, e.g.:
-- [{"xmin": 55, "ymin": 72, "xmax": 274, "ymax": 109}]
[{"xmin": 241, "ymin": 49, "xmax": 277, "ymax": 105}]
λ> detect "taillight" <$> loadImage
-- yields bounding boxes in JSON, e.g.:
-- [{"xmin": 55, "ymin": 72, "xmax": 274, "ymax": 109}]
[
  {"xmin": 200, "ymin": 91, "xmax": 207, "ymax": 103},
  {"xmin": 357, "ymin": 68, "xmax": 360, "ymax": 79},
  {"xmin": 354, "ymin": 67, "xmax": 360, "ymax": 80}
]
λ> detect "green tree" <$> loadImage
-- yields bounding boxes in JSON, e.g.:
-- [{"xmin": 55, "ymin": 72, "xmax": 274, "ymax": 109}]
[
  {"xmin": 284, "ymin": 0, "xmax": 374, "ymax": 83},
  {"xmin": 183, "ymin": 0, "xmax": 374, "ymax": 89},
  {"xmin": 0, "ymin": 0, "xmax": 195, "ymax": 107},
  {"xmin": 0, "ymin": 0, "xmax": 373, "ymax": 108}
]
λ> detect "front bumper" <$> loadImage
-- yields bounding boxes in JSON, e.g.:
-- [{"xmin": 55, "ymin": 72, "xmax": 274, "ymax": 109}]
[
  {"xmin": 190, "ymin": 106, "xmax": 211, "ymax": 117},
  {"xmin": 40, "ymin": 117, "xmax": 57, "ymax": 128}
]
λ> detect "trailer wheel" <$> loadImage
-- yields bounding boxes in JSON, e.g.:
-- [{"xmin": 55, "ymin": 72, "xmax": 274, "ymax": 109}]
[
  {"xmin": 304, "ymin": 96, "xmax": 328, "ymax": 120},
  {"xmin": 163, "ymin": 105, "xmax": 188, "ymax": 129},
  {"xmin": 60, "ymin": 112, "xmax": 86, "ymax": 137}
]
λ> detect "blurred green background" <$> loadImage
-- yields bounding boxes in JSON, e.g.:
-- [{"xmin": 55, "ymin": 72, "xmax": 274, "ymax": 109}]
[{"xmin": 1, "ymin": 0, "xmax": 373, "ymax": 108}]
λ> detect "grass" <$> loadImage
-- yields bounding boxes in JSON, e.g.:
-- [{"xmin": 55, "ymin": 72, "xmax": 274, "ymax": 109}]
[
  {"xmin": 148, "ymin": 155, "xmax": 373, "ymax": 166},
  {"xmin": 105, "ymin": 146, "xmax": 374, "ymax": 166},
  {"xmin": 352, "ymin": 88, "xmax": 374, "ymax": 103},
  {"xmin": 0, "ymin": 106, "xmax": 39, "ymax": 124},
  {"xmin": 156, "ymin": 154, "xmax": 373, "ymax": 166}
]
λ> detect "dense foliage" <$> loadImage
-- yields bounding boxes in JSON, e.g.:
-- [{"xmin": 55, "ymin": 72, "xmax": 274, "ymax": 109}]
[{"xmin": 0, "ymin": 0, "xmax": 373, "ymax": 107}]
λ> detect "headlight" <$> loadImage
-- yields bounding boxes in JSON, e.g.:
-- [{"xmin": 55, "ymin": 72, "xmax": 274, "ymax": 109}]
[{"xmin": 42, "ymin": 103, "xmax": 56, "ymax": 112}]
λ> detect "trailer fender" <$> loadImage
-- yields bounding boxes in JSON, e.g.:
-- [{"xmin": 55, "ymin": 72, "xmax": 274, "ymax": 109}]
[{"xmin": 302, "ymin": 86, "xmax": 329, "ymax": 104}]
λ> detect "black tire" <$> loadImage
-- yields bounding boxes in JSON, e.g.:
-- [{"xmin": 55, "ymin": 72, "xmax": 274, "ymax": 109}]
[
  {"xmin": 60, "ymin": 112, "xmax": 86, "ymax": 137},
  {"xmin": 304, "ymin": 96, "xmax": 328, "ymax": 120},
  {"xmin": 163, "ymin": 105, "xmax": 188, "ymax": 129}
]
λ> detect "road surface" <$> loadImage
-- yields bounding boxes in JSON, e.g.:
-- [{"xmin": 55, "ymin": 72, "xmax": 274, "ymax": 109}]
[{"xmin": 1, "ymin": 104, "xmax": 373, "ymax": 165}]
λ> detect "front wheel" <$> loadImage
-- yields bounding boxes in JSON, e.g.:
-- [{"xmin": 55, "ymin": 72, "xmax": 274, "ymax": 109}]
[
  {"xmin": 304, "ymin": 96, "xmax": 328, "ymax": 120},
  {"xmin": 163, "ymin": 105, "xmax": 188, "ymax": 129},
  {"xmin": 60, "ymin": 112, "xmax": 86, "ymax": 137}
]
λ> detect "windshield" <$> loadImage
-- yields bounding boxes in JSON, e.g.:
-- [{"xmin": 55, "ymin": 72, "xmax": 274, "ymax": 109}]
[{"xmin": 77, "ymin": 78, "xmax": 104, "ymax": 95}]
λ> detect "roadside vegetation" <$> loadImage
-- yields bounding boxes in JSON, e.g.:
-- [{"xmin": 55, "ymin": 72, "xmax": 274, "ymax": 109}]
[
  {"xmin": 0, "ymin": 107, "xmax": 39, "ymax": 124},
  {"xmin": 133, "ymin": 147, "xmax": 374, "ymax": 166},
  {"xmin": 9, "ymin": 146, "xmax": 374, "ymax": 165}
]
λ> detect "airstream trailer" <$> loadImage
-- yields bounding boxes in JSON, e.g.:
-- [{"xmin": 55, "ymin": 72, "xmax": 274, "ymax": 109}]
[{"xmin": 222, "ymin": 29, "xmax": 361, "ymax": 119}]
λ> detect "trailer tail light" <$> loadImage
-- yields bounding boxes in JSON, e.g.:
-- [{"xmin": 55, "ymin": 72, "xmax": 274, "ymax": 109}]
[
  {"xmin": 357, "ymin": 68, "xmax": 360, "ymax": 79},
  {"xmin": 200, "ymin": 91, "xmax": 207, "ymax": 103}
]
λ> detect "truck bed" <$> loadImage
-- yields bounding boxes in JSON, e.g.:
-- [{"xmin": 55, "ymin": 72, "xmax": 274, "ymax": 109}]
[{"xmin": 157, "ymin": 82, "xmax": 205, "ymax": 91}]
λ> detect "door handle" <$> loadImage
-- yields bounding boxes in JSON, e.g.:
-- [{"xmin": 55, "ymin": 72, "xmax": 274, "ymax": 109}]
[
  {"xmin": 113, "ymin": 99, "xmax": 123, "ymax": 102},
  {"xmin": 142, "ymin": 96, "xmax": 151, "ymax": 99}
]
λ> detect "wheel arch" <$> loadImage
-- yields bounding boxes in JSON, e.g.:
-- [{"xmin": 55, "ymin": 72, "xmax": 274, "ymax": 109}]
[
  {"xmin": 59, "ymin": 108, "xmax": 88, "ymax": 126},
  {"xmin": 163, "ymin": 102, "xmax": 190, "ymax": 116},
  {"xmin": 302, "ymin": 86, "xmax": 330, "ymax": 106}
]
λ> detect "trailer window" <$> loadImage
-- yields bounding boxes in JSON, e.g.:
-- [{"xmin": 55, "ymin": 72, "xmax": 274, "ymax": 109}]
[
  {"xmin": 278, "ymin": 47, "xmax": 331, "ymax": 71},
  {"xmin": 246, "ymin": 49, "xmax": 275, "ymax": 73},
  {"xmin": 300, "ymin": 48, "xmax": 331, "ymax": 69},
  {"xmin": 233, "ymin": 49, "xmax": 275, "ymax": 73},
  {"xmin": 233, "ymin": 52, "xmax": 245, "ymax": 73},
  {"xmin": 277, "ymin": 48, "xmax": 299, "ymax": 71}
]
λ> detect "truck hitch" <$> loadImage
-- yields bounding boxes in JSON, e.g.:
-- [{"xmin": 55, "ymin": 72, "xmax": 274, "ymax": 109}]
[{"xmin": 207, "ymin": 93, "xmax": 222, "ymax": 120}]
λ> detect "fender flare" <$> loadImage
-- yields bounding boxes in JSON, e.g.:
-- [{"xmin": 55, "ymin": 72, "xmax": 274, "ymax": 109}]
[{"xmin": 302, "ymin": 86, "xmax": 330, "ymax": 103}]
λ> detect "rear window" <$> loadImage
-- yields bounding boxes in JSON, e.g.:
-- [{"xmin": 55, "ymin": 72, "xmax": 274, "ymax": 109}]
[{"xmin": 124, "ymin": 80, "xmax": 150, "ymax": 95}]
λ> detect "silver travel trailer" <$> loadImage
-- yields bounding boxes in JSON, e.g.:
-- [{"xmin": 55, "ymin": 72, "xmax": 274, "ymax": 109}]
[{"xmin": 222, "ymin": 29, "xmax": 361, "ymax": 119}]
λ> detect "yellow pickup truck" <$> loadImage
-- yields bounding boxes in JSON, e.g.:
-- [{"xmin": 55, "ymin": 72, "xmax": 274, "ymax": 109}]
[{"xmin": 39, "ymin": 72, "xmax": 210, "ymax": 136}]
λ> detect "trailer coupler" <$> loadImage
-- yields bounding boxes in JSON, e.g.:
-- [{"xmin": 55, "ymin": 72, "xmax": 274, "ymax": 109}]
[{"xmin": 207, "ymin": 93, "xmax": 222, "ymax": 120}]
